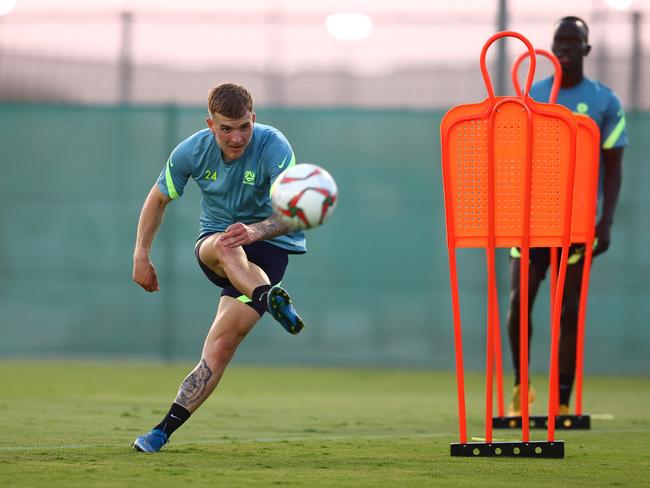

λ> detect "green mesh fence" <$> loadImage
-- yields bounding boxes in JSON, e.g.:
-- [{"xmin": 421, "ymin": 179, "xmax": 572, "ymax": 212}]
[{"xmin": 0, "ymin": 104, "xmax": 648, "ymax": 374}]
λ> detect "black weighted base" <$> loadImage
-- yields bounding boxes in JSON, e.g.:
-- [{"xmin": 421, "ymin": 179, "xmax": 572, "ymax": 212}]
[
  {"xmin": 492, "ymin": 414, "xmax": 591, "ymax": 430},
  {"xmin": 450, "ymin": 440, "xmax": 564, "ymax": 458}
]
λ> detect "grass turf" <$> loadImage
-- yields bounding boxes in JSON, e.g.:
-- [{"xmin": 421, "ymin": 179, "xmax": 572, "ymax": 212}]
[{"xmin": 0, "ymin": 360, "xmax": 649, "ymax": 487}]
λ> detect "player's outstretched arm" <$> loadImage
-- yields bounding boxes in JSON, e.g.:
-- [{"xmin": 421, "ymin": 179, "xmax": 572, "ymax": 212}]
[
  {"xmin": 133, "ymin": 184, "xmax": 172, "ymax": 291},
  {"xmin": 219, "ymin": 214, "xmax": 296, "ymax": 248}
]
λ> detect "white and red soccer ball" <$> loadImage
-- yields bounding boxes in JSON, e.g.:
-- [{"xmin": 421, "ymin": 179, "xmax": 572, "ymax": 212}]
[{"xmin": 271, "ymin": 163, "xmax": 338, "ymax": 230}]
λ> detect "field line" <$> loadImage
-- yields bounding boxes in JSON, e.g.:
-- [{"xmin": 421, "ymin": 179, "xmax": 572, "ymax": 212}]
[
  {"xmin": 0, "ymin": 432, "xmax": 452, "ymax": 452},
  {"xmin": 2, "ymin": 427, "xmax": 648, "ymax": 452}
]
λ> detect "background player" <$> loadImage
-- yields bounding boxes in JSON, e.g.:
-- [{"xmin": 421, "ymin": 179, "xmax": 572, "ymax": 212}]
[
  {"xmin": 132, "ymin": 83, "xmax": 306, "ymax": 452},
  {"xmin": 507, "ymin": 16, "xmax": 627, "ymax": 415}
]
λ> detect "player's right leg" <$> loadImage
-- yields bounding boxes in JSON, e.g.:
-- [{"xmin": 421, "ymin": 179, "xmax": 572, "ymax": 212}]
[
  {"xmin": 506, "ymin": 249, "xmax": 547, "ymax": 415},
  {"xmin": 133, "ymin": 296, "xmax": 260, "ymax": 452},
  {"xmin": 133, "ymin": 429, "xmax": 169, "ymax": 453},
  {"xmin": 177, "ymin": 296, "xmax": 261, "ymax": 412}
]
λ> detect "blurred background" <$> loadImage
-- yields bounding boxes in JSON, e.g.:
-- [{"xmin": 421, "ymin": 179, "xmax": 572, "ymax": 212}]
[{"xmin": 1, "ymin": 0, "xmax": 648, "ymax": 375}]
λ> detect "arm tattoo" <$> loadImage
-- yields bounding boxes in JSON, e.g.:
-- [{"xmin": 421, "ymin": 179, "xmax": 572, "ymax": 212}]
[
  {"xmin": 175, "ymin": 359, "xmax": 213, "ymax": 408},
  {"xmin": 251, "ymin": 213, "xmax": 293, "ymax": 241}
]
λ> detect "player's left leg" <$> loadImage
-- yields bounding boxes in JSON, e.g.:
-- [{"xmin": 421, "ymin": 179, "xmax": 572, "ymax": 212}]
[
  {"xmin": 558, "ymin": 252, "xmax": 586, "ymax": 412},
  {"xmin": 199, "ymin": 233, "xmax": 269, "ymax": 300},
  {"xmin": 198, "ymin": 237, "xmax": 304, "ymax": 334},
  {"xmin": 267, "ymin": 285, "xmax": 304, "ymax": 335}
]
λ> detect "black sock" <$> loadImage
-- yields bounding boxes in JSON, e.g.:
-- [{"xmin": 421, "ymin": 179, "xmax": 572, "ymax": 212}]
[
  {"xmin": 559, "ymin": 373, "xmax": 575, "ymax": 406},
  {"xmin": 252, "ymin": 284, "xmax": 272, "ymax": 306},
  {"xmin": 154, "ymin": 403, "xmax": 191, "ymax": 437},
  {"xmin": 513, "ymin": 372, "xmax": 533, "ymax": 389}
]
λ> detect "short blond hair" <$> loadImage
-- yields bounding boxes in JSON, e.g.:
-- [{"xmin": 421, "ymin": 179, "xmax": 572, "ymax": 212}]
[{"xmin": 207, "ymin": 83, "xmax": 254, "ymax": 119}]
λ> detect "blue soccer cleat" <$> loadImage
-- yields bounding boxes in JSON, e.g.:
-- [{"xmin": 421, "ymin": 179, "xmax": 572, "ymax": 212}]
[
  {"xmin": 267, "ymin": 285, "xmax": 305, "ymax": 335},
  {"xmin": 133, "ymin": 428, "xmax": 169, "ymax": 452}
]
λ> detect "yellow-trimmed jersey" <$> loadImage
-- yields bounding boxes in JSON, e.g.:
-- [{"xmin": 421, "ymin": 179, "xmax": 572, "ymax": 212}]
[{"xmin": 157, "ymin": 124, "xmax": 306, "ymax": 253}]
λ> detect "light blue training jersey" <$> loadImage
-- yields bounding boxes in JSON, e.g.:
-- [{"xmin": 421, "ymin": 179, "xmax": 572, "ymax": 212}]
[
  {"xmin": 530, "ymin": 76, "xmax": 628, "ymax": 206},
  {"xmin": 156, "ymin": 123, "xmax": 306, "ymax": 253}
]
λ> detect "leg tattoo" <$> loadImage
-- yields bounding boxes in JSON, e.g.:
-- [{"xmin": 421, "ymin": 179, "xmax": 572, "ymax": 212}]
[{"xmin": 175, "ymin": 359, "xmax": 213, "ymax": 409}]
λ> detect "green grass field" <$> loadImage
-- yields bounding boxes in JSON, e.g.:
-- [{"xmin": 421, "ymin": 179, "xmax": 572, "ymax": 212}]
[{"xmin": 0, "ymin": 361, "xmax": 649, "ymax": 487}]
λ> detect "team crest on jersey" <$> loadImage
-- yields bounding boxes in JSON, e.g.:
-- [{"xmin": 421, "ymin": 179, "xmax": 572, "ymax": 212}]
[{"xmin": 243, "ymin": 170, "xmax": 256, "ymax": 185}]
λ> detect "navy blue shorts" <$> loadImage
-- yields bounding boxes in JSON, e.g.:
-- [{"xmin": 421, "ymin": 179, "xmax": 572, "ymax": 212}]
[
  {"xmin": 510, "ymin": 244, "xmax": 587, "ymax": 278},
  {"xmin": 195, "ymin": 233, "xmax": 289, "ymax": 316}
]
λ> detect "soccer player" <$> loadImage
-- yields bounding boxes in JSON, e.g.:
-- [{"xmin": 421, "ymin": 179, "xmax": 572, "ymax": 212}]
[
  {"xmin": 131, "ymin": 83, "xmax": 306, "ymax": 452},
  {"xmin": 507, "ymin": 16, "xmax": 627, "ymax": 415}
]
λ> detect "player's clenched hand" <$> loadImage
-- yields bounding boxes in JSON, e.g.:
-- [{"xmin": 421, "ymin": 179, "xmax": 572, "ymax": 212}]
[
  {"xmin": 220, "ymin": 222, "xmax": 257, "ymax": 248},
  {"xmin": 593, "ymin": 220, "xmax": 611, "ymax": 257},
  {"xmin": 133, "ymin": 255, "xmax": 160, "ymax": 292}
]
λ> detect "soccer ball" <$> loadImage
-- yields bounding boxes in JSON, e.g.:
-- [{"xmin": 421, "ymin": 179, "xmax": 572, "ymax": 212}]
[{"xmin": 271, "ymin": 163, "xmax": 338, "ymax": 230}]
